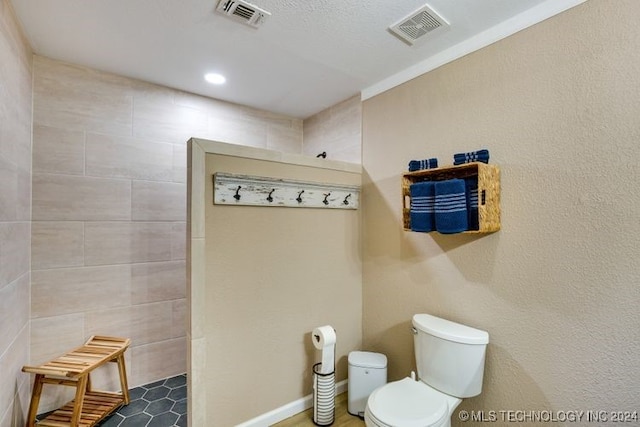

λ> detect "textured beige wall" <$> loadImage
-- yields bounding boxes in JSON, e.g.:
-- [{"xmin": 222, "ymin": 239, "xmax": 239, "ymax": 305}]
[
  {"xmin": 303, "ymin": 95, "xmax": 362, "ymax": 164},
  {"xmin": 362, "ymin": 0, "xmax": 640, "ymax": 422},
  {"xmin": 30, "ymin": 56, "xmax": 304, "ymax": 411},
  {"xmin": 202, "ymin": 152, "xmax": 362, "ymax": 426},
  {"xmin": 0, "ymin": 1, "xmax": 32, "ymax": 425}
]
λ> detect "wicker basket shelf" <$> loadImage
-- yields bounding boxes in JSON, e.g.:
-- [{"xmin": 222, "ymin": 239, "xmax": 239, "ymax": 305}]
[{"xmin": 402, "ymin": 162, "xmax": 501, "ymax": 234}]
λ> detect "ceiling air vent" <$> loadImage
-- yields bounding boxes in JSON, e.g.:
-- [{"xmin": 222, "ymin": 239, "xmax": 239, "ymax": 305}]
[
  {"xmin": 389, "ymin": 4, "xmax": 449, "ymax": 46},
  {"xmin": 216, "ymin": 0, "xmax": 270, "ymax": 28}
]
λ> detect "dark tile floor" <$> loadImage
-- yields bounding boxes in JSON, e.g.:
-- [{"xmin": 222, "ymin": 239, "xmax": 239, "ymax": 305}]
[
  {"xmin": 38, "ymin": 374, "xmax": 187, "ymax": 427},
  {"xmin": 99, "ymin": 374, "xmax": 187, "ymax": 427}
]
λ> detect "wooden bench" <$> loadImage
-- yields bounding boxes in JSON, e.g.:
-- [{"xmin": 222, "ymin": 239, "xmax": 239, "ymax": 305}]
[{"xmin": 22, "ymin": 336, "xmax": 131, "ymax": 427}]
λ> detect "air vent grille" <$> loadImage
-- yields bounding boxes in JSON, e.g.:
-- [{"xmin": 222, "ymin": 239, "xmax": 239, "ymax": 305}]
[
  {"xmin": 221, "ymin": 0, "xmax": 234, "ymax": 12},
  {"xmin": 234, "ymin": 4, "xmax": 254, "ymax": 20},
  {"xmin": 216, "ymin": 0, "xmax": 270, "ymax": 28},
  {"xmin": 389, "ymin": 4, "xmax": 449, "ymax": 45}
]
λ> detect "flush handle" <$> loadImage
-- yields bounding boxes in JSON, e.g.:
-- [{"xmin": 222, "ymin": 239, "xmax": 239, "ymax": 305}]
[{"xmin": 411, "ymin": 327, "xmax": 418, "ymax": 335}]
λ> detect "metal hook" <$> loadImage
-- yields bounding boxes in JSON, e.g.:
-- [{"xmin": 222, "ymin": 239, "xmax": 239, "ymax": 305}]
[
  {"xmin": 343, "ymin": 193, "xmax": 351, "ymax": 205},
  {"xmin": 296, "ymin": 190, "xmax": 304, "ymax": 203},
  {"xmin": 316, "ymin": 151, "xmax": 327, "ymax": 158},
  {"xmin": 267, "ymin": 189, "xmax": 275, "ymax": 203},
  {"xmin": 323, "ymin": 193, "xmax": 331, "ymax": 205},
  {"xmin": 233, "ymin": 186, "xmax": 242, "ymax": 201}
]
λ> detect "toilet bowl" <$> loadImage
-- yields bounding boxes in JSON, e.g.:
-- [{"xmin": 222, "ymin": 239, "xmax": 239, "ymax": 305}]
[
  {"xmin": 364, "ymin": 314, "xmax": 489, "ymax": 427},
  {"xmin": 364, "ymin": 377, "xmax": 460, "ymax": 427}
]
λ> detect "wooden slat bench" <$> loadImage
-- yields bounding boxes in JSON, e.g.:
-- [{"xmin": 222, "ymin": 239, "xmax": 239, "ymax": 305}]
[{"xmin": 22, "ymin": 336, "xmax": 131, "ymax": 427}]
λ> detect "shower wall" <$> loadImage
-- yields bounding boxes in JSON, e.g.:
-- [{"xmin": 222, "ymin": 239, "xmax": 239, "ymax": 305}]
[
  {"xmin": 0, "ymin": 0, "xmax": 32, "ymax": 425},
  {"xmin": 30, "ymin": 55, "xmax": 304, "ymax": 410},
  {"xmin": 303, "ymin": 95, "xmax": 362, "ymax": 164}
]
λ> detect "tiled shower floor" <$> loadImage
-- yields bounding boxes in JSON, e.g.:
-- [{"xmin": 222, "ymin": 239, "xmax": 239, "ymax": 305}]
[
  {"xmin": 38, "ymin": 374, "xmax": 187, "ymax": 427},
  {"xmin": 99, "ymin": 374, "xmax": 187, "ymax": 427}
]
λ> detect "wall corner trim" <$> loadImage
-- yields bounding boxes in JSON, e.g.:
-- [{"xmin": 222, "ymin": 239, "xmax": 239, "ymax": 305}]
[{"xmin": 361, "ymin": 0, "xmax": 587, "ymax": 101}]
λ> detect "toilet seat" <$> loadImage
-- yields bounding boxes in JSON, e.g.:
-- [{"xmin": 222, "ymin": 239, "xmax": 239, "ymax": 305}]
[{"xmin": 365, "ymin": 377, "xmax": 448, "ymax": 427}]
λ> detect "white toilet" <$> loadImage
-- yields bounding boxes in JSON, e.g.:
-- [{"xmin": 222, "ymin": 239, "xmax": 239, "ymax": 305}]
[{"xmin": 364, "ymin": 314, "xmax": 489, "ymax": 427}]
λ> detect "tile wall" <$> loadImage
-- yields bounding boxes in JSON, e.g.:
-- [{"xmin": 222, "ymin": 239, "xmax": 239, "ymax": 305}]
[
  {"xmin": 30, "ymin": 55, "xmax": 305, "ymax": 411},
  {"xmin": 0, "ymin": 0, "xmax": 32, "ymax": 426},
  {"xmin": 303, "ymin": 95, "xmax": 362, "ymax": 163}
]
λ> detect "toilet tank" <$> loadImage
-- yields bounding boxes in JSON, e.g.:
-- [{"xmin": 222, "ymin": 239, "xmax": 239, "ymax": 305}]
[{"xmin": 413, "ymin": 314, "xmax": 489, "ymax": 398}]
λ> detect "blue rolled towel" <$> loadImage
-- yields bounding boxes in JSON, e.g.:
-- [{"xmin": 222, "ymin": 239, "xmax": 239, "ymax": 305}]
[
  {"xmin": 408, "ymin": 158, "xmax": 438, "ymax": 172},
  {"xmin": 410, "ymin": 182, "xmax": 436, "ymax": 232},
  {"xmin": 434, "ymin": 179, "xmax": 468, "ymax": 234},
  {"xmin": 453, "ymin": 149, "xmax": 489, "ymax": 165},
  {"xmin": 465, "ymin": 177, "xmax": 479, "ymax": 231}
]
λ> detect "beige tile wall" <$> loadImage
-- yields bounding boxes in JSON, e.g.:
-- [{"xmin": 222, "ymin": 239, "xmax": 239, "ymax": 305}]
[
  {"xmin": 31, "ymin": 55, "xmax": 305, "ymax": 411},
  {"xmin": 303, "ymin": 95, "xmax": 362, "ymax": 164},
  {"xmin": 0, "ymin": 0, "xmax": 32, "ymax": 426}
]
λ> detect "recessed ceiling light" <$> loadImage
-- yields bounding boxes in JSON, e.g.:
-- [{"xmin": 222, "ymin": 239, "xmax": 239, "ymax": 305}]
[{"xmin": 205, "ymin": 73, "xmax": 226, "ymax": 85}]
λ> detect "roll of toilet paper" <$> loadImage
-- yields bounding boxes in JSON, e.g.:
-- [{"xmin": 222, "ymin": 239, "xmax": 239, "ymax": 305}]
[{"xmin": 312, "ymin": 325, "xmax": 336, "ymax": 374}]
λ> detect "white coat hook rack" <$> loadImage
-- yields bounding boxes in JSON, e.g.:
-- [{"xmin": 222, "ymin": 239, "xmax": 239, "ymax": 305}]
[{"xmin": 213, "ymin": 173, "xmax": 360, "ymax": 210}]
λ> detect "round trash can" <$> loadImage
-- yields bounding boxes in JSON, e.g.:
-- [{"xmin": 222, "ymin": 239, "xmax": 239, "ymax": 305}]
[{"xmin": 348, "ymin": 351, "xmax": 387, "ymax": 417}]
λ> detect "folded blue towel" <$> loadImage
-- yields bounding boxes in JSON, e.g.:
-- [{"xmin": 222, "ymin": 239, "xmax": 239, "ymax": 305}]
[
  {"xmin": 410, "ymin": 182, "xmax": 436, "ymax": 232},
  {"xmin": 434, "ymin": 179, "xmax": 468, "ymax": 234},
  {"xmin": 453, "ymin": 149, "xmax": 489, "ymax": 165},
  {"xmin": 408, "ymin": 158, "xmax": 438, "ymax": 172},
  {"xmin": 465, "ymin": 177, "xmax": 479, "ymax": 231}
]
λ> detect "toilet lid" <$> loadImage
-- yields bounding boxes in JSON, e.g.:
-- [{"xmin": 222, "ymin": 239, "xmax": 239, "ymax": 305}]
[{"xmin": 368, "ymin": 378, "xmax": 448, "ymax": 427}]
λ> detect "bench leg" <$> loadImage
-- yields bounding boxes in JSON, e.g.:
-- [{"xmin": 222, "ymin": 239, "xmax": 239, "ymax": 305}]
[
  {"xmin": 70, "ymin": 375, "xmax": 88, "ymax": 427},
  {"xmin": 25, "ymin": 374, "xmax": 44, "ymax": 427},
  {"xmin": 115, "ymin": 354, "xmax": 130, "ymax": 404}
]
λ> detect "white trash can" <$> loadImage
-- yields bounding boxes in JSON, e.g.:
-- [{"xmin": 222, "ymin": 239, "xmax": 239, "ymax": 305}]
[{"xmin": 347, "ymin": 351, "xmax": 387, "ymax": 417}]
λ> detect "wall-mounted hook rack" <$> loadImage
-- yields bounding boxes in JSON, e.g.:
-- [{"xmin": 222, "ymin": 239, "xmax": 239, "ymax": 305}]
[{"xmin": 213, "ymin": 173, "xmax": 360, "ymax": 210}]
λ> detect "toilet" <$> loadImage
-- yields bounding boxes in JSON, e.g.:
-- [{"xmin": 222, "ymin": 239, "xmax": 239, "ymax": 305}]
[{"xmin": 364, "ymin": 314, "xmax": 489, "ymax": 427}]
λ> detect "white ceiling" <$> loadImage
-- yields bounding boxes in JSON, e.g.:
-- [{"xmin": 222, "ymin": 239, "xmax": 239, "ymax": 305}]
[{"xmin": 11, "ymin": 0, "xmax": 581, "ymax": 119}]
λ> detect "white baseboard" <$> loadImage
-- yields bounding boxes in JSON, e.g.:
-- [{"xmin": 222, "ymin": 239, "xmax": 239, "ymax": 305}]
[{"xmin": 236, "ymin": 380, "xmax": 348, "ymax": 427}]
